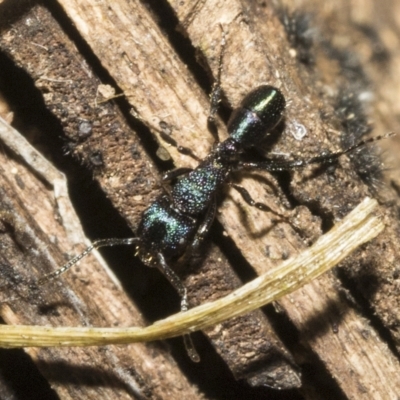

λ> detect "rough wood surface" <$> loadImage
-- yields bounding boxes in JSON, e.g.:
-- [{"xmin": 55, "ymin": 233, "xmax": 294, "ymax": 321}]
[
  {"xmin": 1, "ymin": 0, "xmax": 400, "ymax": 399},
  {"xmin": 0, "ymin": 119, "xmax": 204, "ymax": 400},
  {"xmin": 0, "ymin": 2, "xmax": 303, "ymax": 396}
]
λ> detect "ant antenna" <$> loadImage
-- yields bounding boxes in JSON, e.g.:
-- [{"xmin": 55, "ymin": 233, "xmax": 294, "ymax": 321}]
[
  {"xmin": 39, "ymin": 237, "xmax": 139, "ymax": 284},
  {"xmin": 306, "ymin": 132, "xmax": 396, "ymax": 166}
]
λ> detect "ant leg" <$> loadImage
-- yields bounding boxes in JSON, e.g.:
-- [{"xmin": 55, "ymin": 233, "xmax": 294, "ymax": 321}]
[
  {"xmin": 156, "ymin": 253, "xmax": 201, "ymax": 362},
  {"xmin": 237, "ymin": 133, "xmax": 395, "ymax": 173},
  {"xmin": 207, "ymin": 24, "xmax": 227, "ymax": 143},
  {"xmin": 162, "ymin": 167, "xmax": 193, "ymax": 182},
  {"xmin": 228, "ymin": 183, "xmax": 309, "ymax": 236},
  {"xmin": 39, "ymin": 238, "xmax": 139, "ymax": 283},
  {"xmin": 159, "ymin": 130, "xmax": 201, "ymax": 162},
  {"xmin": 156, "ymin": 252, "xmax": 189, "ymax": 312},
  {"xmin": 183, "ymin": 197, "xmax": 217, "ymax": 262},
  {"xmin": 183, "ymin": 334, "xmax": 200, "ymax": 363},
  {"xmin": 229, "ymin": 183, "xmax": 288, "ymax": 219}
]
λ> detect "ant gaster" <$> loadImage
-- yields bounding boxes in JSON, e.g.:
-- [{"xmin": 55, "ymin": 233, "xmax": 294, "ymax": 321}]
[{"xmin": 41, "ymin": 28, "xmax": 392, "ymax": 361}]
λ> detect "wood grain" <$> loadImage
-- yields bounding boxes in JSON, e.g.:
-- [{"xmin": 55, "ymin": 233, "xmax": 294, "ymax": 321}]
[{"xmin": 1, "ymin": 0, "xmax": 400, "ymax": 399}]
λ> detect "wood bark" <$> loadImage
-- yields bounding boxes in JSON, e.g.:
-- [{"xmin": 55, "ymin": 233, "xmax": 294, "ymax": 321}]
[{"xmin": 0, "ymin": 0, "xmax": 400, "ymax": 399}]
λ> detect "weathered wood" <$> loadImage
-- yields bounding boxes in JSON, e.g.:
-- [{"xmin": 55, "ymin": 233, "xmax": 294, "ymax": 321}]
[
  {"xmin": 172, "ymin": 1, "xmax": 400, "ymax": 397},
  {"xmin": 0, "ymin": 1, "xmax": 302, "ymax": 398},
  {"xmin": 1, "ymin": 0, "xmax": 400, "ymax": 399},
  {"xmin": 53, "ymin": 0, "xmax": 400, "ymax": 398},
  {"xmin": 174, "ymin": 1, "xmax": 400, "ymax": 397},
  {"xmin": 0, "ymin": 120, "xmax": 206, "ymax": 400},
  {"xmin": 0, "ymin": 113, "xmax": 204, "ymax": 400}
]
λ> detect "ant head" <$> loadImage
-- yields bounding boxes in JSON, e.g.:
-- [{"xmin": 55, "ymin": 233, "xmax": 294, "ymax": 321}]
[{"xmin": 227, "ymin": 85, "xmax": 285, "ymax": 148}]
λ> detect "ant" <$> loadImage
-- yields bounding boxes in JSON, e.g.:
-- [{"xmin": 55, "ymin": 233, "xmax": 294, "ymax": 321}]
[{"xmin": 40, "ymin": 28, "xmax": 393, "ymax": 360}]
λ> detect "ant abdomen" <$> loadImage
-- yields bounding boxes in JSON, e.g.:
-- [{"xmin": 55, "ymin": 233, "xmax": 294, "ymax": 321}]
[{"xmin": 228, "ymin": 85, "xmax": 286, "ymax": 147}]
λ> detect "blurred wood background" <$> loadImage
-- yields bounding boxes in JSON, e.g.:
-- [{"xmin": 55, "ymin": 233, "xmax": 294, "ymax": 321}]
[{"xmin": 1, "ymin": 0, "xmax": 400, "ymax": 399}]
